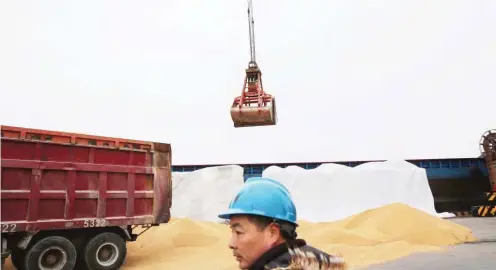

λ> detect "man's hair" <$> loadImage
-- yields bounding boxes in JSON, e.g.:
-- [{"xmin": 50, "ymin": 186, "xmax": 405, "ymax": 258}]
[{"xmin": 245, "ymin": 214, "xmax": 298, "ymax": 240}]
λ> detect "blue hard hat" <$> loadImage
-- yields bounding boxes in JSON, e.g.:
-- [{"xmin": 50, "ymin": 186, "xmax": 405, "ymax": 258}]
[
  {"xmin": 244, "ymin": 177, "xmax": 292, "ymax": 195},
  {"xmin": 218, "ymin": 177, "xmax": 297, "ymax": 225}
]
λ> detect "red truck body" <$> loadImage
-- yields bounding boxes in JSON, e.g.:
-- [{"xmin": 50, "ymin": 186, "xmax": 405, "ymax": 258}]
[{"xmin": 1, "ymin": 125, "xmax": 172, "ymax": 269}]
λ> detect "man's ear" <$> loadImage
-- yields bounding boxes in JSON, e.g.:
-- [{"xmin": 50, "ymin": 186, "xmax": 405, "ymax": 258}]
[{"xmin": 266, "ymin": 223, "xmax": 282, "ymax": 240}]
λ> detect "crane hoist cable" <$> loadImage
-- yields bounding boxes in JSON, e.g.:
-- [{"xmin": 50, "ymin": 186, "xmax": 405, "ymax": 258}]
[{"xmin": 247, "ymin": 0, "xmax": 256, "ymax": 66}]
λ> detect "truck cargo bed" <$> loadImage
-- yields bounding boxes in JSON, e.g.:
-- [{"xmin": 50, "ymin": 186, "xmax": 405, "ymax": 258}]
[{"xmin": 1, "ymin": 125, "xmax": 172, "ymax": 233}]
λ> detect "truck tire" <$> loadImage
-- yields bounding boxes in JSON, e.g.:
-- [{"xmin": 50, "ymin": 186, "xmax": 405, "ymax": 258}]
[
  {"xmin": 23, "ymin": 236, "xmax": 76, "ymax": 270},
  {"xmin": 83, "ymin": 232, "xmax": 126, "ymax": 270}
]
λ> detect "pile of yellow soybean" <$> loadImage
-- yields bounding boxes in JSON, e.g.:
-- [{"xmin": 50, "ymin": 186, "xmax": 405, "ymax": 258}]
[
  {"xmin": 2, "ymin": 203, "xmax": 476, "ymax": 270},
  {"xmin": 123, "ymin": 203, "xmax": 476, "ymax": 269}
]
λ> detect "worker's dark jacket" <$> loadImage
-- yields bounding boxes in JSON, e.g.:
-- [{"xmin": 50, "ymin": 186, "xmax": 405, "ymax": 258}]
[{"xmin": 248, "ymin": 239, "xmax": 332, "ymax": 270}]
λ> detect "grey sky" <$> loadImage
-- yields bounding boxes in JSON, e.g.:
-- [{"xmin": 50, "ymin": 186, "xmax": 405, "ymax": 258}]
[{"xmin": 1, "ymin": 0, "xmax": 495, "ymax": 165}]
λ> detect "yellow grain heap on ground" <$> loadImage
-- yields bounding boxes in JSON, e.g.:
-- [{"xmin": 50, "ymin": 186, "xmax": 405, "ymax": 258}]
[
  {"xmin": 2, "ymin": 203, "xmax": 477, "ymax": 270},
  {"xmin": 123, "ymin": 203, "xmax": 476, "ymax": 269}
]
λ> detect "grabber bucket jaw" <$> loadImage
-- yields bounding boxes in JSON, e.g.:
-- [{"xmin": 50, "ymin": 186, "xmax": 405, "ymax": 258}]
[{"xmin": 230, "ymin": 97, "xmax": 277, "ymax": 128}]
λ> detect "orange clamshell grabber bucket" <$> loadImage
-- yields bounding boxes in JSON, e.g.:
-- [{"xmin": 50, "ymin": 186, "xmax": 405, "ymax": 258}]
[{"xmin": 230, "ymin": 66, "xmax": 277, "ymax": 128}]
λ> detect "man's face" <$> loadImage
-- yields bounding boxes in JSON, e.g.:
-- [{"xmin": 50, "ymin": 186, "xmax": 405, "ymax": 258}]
[{"xmin": 228, "ymin": 215, "xmax": 281, "ymax": 269}]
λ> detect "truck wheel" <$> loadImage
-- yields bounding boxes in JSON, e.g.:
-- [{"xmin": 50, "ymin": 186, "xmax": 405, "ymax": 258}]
[
  {"xmin": 23, "ymin": 236, "xmax": 76, "ymax": 270},
  {"xmin": 83, "ymin": 232, "xmax": 126, "ymax": 270}
]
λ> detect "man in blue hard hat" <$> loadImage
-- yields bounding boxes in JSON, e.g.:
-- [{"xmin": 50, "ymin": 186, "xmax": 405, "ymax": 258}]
[{"xmin": 218, "ymin": 177, "xmax": 345, "ymax": 270}]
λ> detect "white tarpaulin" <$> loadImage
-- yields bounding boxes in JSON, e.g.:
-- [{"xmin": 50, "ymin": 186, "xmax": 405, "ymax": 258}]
[{"xmin": 170, "ymin": 160, "xmax": 455, "ymax": 222}]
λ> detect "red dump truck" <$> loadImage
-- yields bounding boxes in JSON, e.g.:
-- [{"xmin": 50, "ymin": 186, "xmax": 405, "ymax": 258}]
[{"xmin": 1, "ymin": 125, "xmax": 172, "ymax": 270}]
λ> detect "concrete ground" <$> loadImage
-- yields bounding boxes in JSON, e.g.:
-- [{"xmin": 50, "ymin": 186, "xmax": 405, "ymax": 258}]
[{"xmin": 364, "ymin": 217, "xmax": 496, "ymax": 270}]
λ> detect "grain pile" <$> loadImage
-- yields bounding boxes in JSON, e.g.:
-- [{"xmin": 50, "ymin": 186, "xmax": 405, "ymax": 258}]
[
  {"xmin": 123, "ymin": 203, "xmax": 476, "ymax": 269},
  {"xmin": 1, "ymin": 203, "xmax": 477, "ymax": 270}
]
